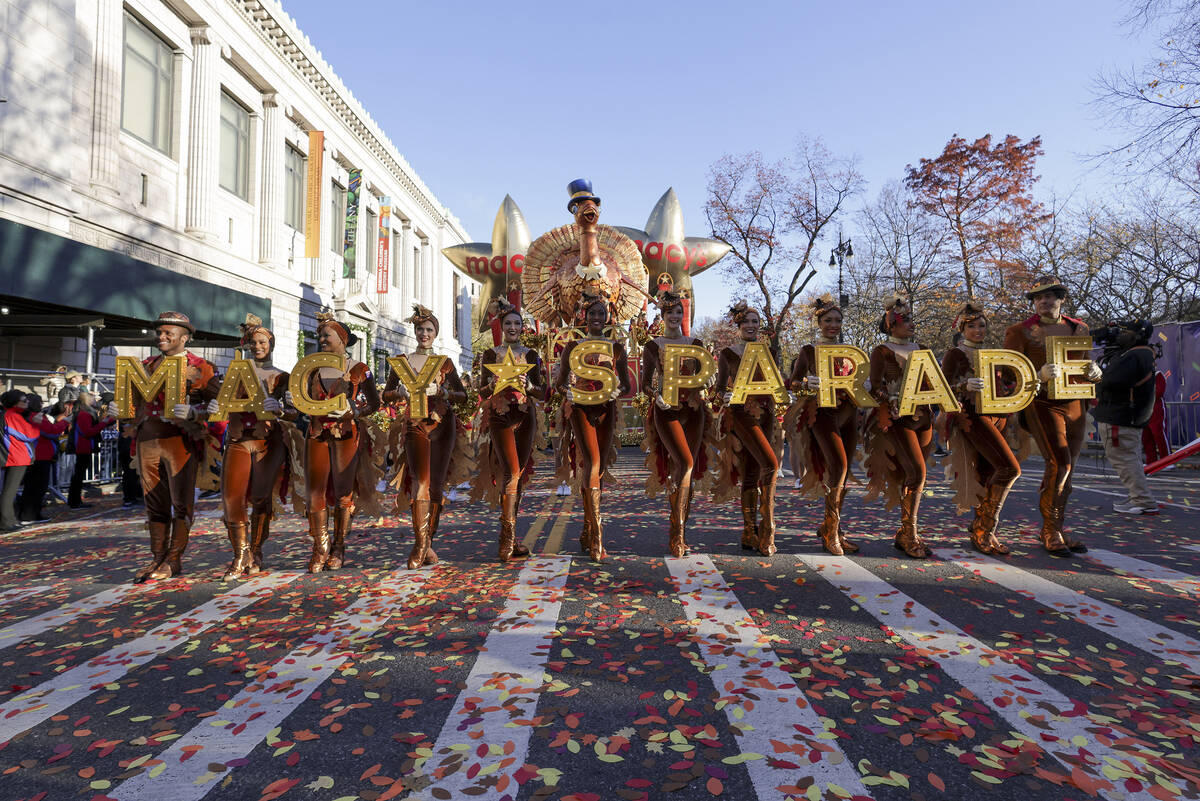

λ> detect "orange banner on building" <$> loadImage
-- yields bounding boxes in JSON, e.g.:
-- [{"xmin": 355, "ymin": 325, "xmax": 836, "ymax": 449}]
[{"xmin": 304, "ymin": 131, "xmax": 324, "ymax": 258}]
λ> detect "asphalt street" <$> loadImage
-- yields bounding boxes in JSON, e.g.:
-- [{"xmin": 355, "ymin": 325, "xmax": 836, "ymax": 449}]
[{"xmin": 1, "ymin": 448, "xmax": 1198, "ymax": 801}]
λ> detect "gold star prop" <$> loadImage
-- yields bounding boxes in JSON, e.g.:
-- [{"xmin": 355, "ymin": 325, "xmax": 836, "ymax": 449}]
[{"xmin": 484, "ymin": 347, "xmax": 534, "ymax": 395}]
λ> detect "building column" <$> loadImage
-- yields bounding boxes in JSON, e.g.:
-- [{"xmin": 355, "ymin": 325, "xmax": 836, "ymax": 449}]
[
  {"xmin": 258, "ymin": 93, "xmax": 282, "ymax": 267},
  {"xmin": 185, "ymin": 26, "xmax": 217, "ymax": 238},
  {"xmin": 89, "ymin": 0, "xmax": 123, "ymax": 190}
]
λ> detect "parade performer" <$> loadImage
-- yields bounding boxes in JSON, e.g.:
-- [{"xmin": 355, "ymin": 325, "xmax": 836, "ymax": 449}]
[
  {"xmin": 713, "ymin": 302, "xmax": 782, "ymax": 556},
  {"xmin": 785, "ymin": 295, "xmax": 859, "ymax": 555},
  {"xmin": 292, "ymin": 313, "xmax": 382, "ymax": 573},
  {"xmin": 862, "ymin": 296, "xmax": 934, "ymax": 559},
  {"xmin": 384, "ymin": 305, "xmax": 471, "ymax": 570},
  {"xmin": 553, "ymin": 289, "xmax": 631, "ymax": 562},
  {"xmin": 109, "ymin": 311, "xmax": 221, "ymax": 581},
  {"xmin": 522, "ymin": 179, "xmax": 648, "ymax": 562},
  {"xmin": 942, "ymin": 303, "xmax": 1022, "ymax": 555},
  {"xmin": 207, "ymin": 315, "xmax": 292, "ymax": 579},
  {"xmin": 471, "ymin": 298, "xmax": 546, "ymax": 562},
  {"xmin": 641, "ymin": 287, "xmax": 712, "ymax": 557},
  {"xmin": 1003, "ymin": 275, "xmax": 1100, "ymax": 557}
]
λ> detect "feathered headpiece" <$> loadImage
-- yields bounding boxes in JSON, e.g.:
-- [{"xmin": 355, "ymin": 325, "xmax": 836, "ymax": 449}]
[
  {"xmin": 316, "ymin": 311, "xmax": 357, "ymax": 346},
  {"xmin": 574, "ymin": 287, "xmax": 616, "ymax": 326},
  {"xmin": 879, "ymin": 294, "xmax": 911, "ymax": 334},
  {"xmin": 727, "ymin": 300, "xmax": 757, "ymax": 325},
  {"xmin": 953, "ymin": 301, "xmax": 987, "ymax": 331},
  {"xmin": 480, "ymin": 297, "xmax": 522, "ymax": 331},
  {"xmin": 811, "ymin": 293, "xmax": 840, "ymax": 319},
  {"xmin": 654, "ymin": 287, "xmax": 688, "ymax": 312},
  {"xmin": 406, "ymin": 303, "xmax": 439, "ymax": 333},
  {"xmin": 239, "ymin": 313, "xmax": 275, "ymax": 349}
]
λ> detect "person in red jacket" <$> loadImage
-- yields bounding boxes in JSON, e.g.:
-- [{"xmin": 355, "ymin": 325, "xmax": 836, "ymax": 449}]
[
  {"xmin": 1142, "ymin": 371, "xmax": 1170, "ymax": 466},
  {"xmin": 2, "ymin": 390, "xmax": 40, "ymax": 532},
  {"xmin": 20, "ymin": 396, "xmax": 69, "ymax": 522},
  {"xmin": 68, "ymin": 391, "xmax": 116, "ymax": 509}
]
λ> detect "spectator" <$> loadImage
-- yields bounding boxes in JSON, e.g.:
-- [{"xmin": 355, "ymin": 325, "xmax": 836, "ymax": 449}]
[
  {"xmin": 117, "ymin": 421, "xmax": 142, "ymax": 507},
  {"xmin": 68, "ymin": 390, "xmax": 116, "ymax": 509},
  {"xmin": 19, "ymin": 396, "xmax": 69, "ymax": 522},
  {"xmin": 1, "ymin": 390, "xmax": 39, "ymax": 532},
  {"xmin": 1142, "ymin": 370, "xmax": 1171, "ymax": 467},
  {"xmin": 1091, "ymin": 320, "xmax": 1159, "ymax": 515},
  {"xmin": 58, "ymin": 372, "xmax": 85, "ymax": 405}
]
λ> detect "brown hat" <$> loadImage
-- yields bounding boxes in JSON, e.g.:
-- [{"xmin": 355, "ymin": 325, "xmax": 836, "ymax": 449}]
[
  {"xmin": 1025, "ymin": 274, "xmax": 1067, "ymax": 300},
  {"xmin": 154, "ymin": 310, "xmax": 195, "ymax": 334},
  {"xmin": 316, "ymin": 312, "xmax": 359, "ymax": 346}
]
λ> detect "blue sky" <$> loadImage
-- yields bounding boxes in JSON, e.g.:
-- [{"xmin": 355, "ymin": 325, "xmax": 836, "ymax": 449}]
[{"xmin": 283, "ymin": 0, "xmax": 1154, "ymax": 310}]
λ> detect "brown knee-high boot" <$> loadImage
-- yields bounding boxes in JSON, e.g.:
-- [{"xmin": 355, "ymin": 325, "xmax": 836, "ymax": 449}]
[
  {"xmin": 834, "ymin": 485, "xmax": 858, "ymax": 553},
  {"xmin": 326, "ymin": 507, "xmax": 351, "ymax": 570},
  {"xmin": 893, "ymin": 487, "xmax": 929, "ymax": 559},
  {"xmin": 757, "ymin": 481, "xmax": 777, "ymax": 556},
  {"xmin": 424, "ymin": 501, "xmax": 442, "ymax": 566},
  {"xmin": 148, "ymin": 519, "xmax": 190, "ymax": 580},
  {"xmin": 585, "ymin": 487, "xmax": 606, "ymax": 563},
  {"xmin": 972, "ymin": 483, "xmax": 1012, "ymax": 556},
  {"xmin": 740, "ymin": 488, "xmax": 759, "ymax": 550},
  {"xmin": 498, "ymin": 492, "xmax": 530, "ymax": 562},
  {"xmin": 222, "ymin": 522, "xmax": 253, "ymax": 580},
  {"xmin": 247, "ymin": 509, "xmax": 270, "ymax": 575},
  {"xmin": 817, "ymin": 488, "xmax": 844, "ymax": 556},
  {"xmin": 136, "ymin": 521, "xmax": 170, "ymax": 583},
  {"xmin": 307, "ymin": 509, "xmax": 330, "ymax": 573},
  {"xmin": 408, "ymin": 499, "xmax": 430, "ymax": 570},
  {"xmin": 667, "ymin": 487, "xmax": 685, "ymax": 558},
  {"xmin": 1038, "ymin": 487, "xmax": 1070, "ymax": 557}
]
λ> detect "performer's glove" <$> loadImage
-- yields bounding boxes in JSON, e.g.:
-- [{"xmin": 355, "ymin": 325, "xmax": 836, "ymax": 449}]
[
  {"xmin": 1084, "ymin": 360, "xmax": 1103, "ymax": 383},
  {"xmin": 105, "ymin": 401, "xmax": 120, "ymax": 418},
  {"xmin": 965, "ymin": 377, "xmax": 986, "ymax": 392},
  {"xmin": 171, "ymin": 403, "xmax": 195, "ymax": 420},
  {"xmin": 654, "ymin": 392, "xmax": 672, "ymax": 411},
  {"xmin": 205, "ymin": 399, "xmax": 221, "ymax": 416},
  {"xmin": 329, "ymin": 404, "xmax": 355, "ymax": 419},
  {"xmin": 263, "ymin": 397, "xmax": 284, "ymax": 414},
  {"xmin": 608, "ymin": 387, "xmax": 622, "ymax": 402},
  {"xmin": 721, "ymin": 391, "xmax": 734, "ymax": 405},
  {"xmin": 566, "ymin": 388, "xmax": 576, "ymax": 404},
  {"xmin": 786, "ymin": 391, "xmax": 798, "ymax": 405},
  {"xmin": 1038, "ymin": 363, "xmax": 1062, "ymax": 381},
  {"xmin": 805, "ymin": 375, "xmax": 822, "ymax": 391},
  {"xmin": 284, "ymin": 390, "xmax": 295, "ymax": 407},
  {"xmin": 424, "ymin": 381, "xmax": 441, "ymax": 397}
]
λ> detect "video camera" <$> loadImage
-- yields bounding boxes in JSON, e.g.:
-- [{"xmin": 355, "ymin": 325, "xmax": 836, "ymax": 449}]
[{"xmin": 1092, "ymin": 319, "xmax": 1158, "ymax": 356}]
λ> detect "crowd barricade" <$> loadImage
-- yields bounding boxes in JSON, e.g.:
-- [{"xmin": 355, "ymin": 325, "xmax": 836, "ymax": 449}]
[{"xmin": 1165, "ymin": 402, "xmax": 1200, "ymax": 450}]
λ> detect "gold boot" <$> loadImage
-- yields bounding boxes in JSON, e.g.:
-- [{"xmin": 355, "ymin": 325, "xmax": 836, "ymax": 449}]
[
  {"xmin": 817, "ymin": 490, "xmax": 844, "ymax": 555},
  {"xmin": 148, "ymin": 519, "xmax": 190, "ymax": 580},
  {"xmin": 424, "ymin": 501, "xmax": 442, "ymax": 566},
  {"xmin": 757, "ymin": 481, "xmax": 777, "ymax": 556},
  {"xmin": 247, "ymin": 509, "xmax": 271, "ymax": 575},
  {"xmin": 893, "ymin": 487, "xmax": 929, "ymax": 559},
  {"xmin": 1038, "ymin": 488, "xmax": 1070, "ymax": 557},
  {"xmin": 326, "ymin": 507, "xmax": 351, "ymax": 570},
  {"xmin": 833, "ymin": 485, "xmax": 858, "ymax": 553},
  {"xmin": 740, "ymin": 488, "xmax": 759, "ymax": 550},
  {"xmin": 136, "ymin": 521, "xmax": 170, "ymax": 583},
  {"xmin": 307, "ymin": 509, "xmax": 330, "ymax": 573},
  {"xmin": 222, "ymin": 522, "xmax": 253, "ymax": 580},
  {"xmin": 586, "ymin": 487, "xmax": 606, "ymax": 563},
  {"xmin": 498, "ymin": 492, "xmax": 530, "ymax": 562},
  {"xmin": 579, "ymin": 486, "xmax": 595, "ymax": 554},
  {"xmin": 667, "ymin": 488, "xmax": 686, "ymax": 558},
  {"xmin": 408, "ymin": 499, "xmax": 430, "ymax": 570}
]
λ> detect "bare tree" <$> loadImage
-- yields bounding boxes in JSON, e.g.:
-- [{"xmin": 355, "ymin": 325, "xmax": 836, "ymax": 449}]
[{"xmin": 705, "ymin": 137, "xmax": 865, "ymax": 342}]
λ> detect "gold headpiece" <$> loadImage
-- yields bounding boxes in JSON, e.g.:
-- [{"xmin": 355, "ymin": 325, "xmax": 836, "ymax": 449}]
[
  {"xmin": 654, "ymin": 287, "xmax": 688, "ymax": 312},
  {"xmin": 316, "ymin": 312, "xmax": 355, "ymax": 345},
  {"xmin": 574, "ymin": 287, "xmax": 616, "ymax": 325},
  {"xmin": 728, "ymin": 300, "xmax": 756, "ymax": 325},
  {"xmin": 953, "ymin": 301, "xmax": 987, "ymax": 331},
  {"xmin": 879, "ymin": 294, "xmax": 911, "ymax": 334},
  {"xmin": 811, "ymin": 293, "xmax": 840, "ymax": 319}
]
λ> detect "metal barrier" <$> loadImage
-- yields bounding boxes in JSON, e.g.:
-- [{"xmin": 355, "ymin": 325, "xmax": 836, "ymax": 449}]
[
  {"xmin": 1, "ymin": 368, "xmax": 115, "ymax": 396},
  {"xmin": 52, "ymin": 430, "xmax": 123, "ymax": 493},
  {"xmin": 1165, "ymin": 402, "xmax": 1200, "ymax": 449}
]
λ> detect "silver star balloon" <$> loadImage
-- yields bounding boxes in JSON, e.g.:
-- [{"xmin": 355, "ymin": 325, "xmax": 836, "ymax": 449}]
[
  {"xmin": 442, "ymin": 195, "xmax": 531, "ymax": 342},
  {"xmin": 616, "ymin": 188, "xmax": 731, "ymax": 334}
]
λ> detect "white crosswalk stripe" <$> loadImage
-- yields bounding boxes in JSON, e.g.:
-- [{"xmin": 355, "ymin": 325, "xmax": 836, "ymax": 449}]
[
  {"xmin": 107, "ymin": 570, "xmax": 431, "ymax": 801},
  {"xmin": 1084, "ymin": 548, "xmax": 1200, "ymax": 595},
  {"xmin": 667, "ymin": 555, "xmax": 871, "ymax": 801},
  {"xmin": 0, "ymin": 584, "xmax": 140, "ymax": 651},
  {"xmin": 798, "ymin": 554, "xmax": 1180, "ymax": 801},
  {"xmin": 407, "ymin": 555, "xmax": 571, "ymax": 801},
  {"xmin": 0, "ymin": 572, "xmax": 299, "ymax": 744},
  {"xmin": 0, "ymin": 585, "xmax": 50, "ymax": 607},
  {"xmin": 934, "ymin": 548, "xmax": 1200, "ymax": 674}
]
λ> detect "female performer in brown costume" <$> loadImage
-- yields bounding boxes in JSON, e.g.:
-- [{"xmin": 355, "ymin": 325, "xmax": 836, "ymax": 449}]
[
  {"xmin": 1003, "ymin": 275, "xmax": 1100, "ymax": 556},
  {"xmin": 208, "ymin": 315, "xmax": 292, "ymax": 579},
  {"xmin": 863, "ymin": 297, "xmax": 934, "ymax": 559},
  {"xmin": 384, "ymin": 305, "xmax": 470, "ymax": 570},
  {"xmin": 473, "ymin": 298, "xmax": 545, "ymax": 562},
  {"xmin": 295, "ymin": 313, "xmax": 381, "ymax": 573},
  {"xmin": 713, "ymin": 302, "xmax": 781, "ymax": 556},
  {"xmin": 641, "ymin": 288, "xmax": 711, "ymax": 557},
  {"xmin": 554, "ymin": 289, "xmax": 630, "ymax": 563},
  {"xmin": 786, "ymin": 295, "xmax": 859, "ymax": 555},
  {"xmin": 941, "ymin": 303, "xmax": 1021, "ymax": 555}
]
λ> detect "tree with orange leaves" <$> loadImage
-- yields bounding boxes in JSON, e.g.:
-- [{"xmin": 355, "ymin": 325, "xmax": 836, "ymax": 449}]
[{"xmin": 904, "ymin": 134, "xmax": 1050, "ymax": 303}]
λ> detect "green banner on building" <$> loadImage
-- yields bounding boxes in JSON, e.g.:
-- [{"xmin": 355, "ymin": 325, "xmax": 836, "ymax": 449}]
[{"xmin": 342, "ymin": 169, "xmax": 362, "ymax": 278}]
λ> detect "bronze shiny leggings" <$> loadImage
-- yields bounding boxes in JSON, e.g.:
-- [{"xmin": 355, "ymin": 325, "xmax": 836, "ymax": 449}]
[
  {"xmin": 490, "ymin": 411, "xmax": 535, "ymax": 496},
  {"xmin": 811, "ymin": 406, "xmax": 857, "ymax": 492},
  {"xmin": 222, "ymin": 436, "xmax": 285, "ymax": 523},
  {"xmin": 405, "ymin": 417, "xmax": 456, "ymax": 503},
  {"xmin": 966, "ymin": 415, "xmax": 1021, "ymax": 491},
  {"xmin": 883, "ymin": 424, "xmax": 933, "ymax": 491},
  {"xmin": 1024, "ymin": 399, "xmax": 1086, "ymax": 514},
  {"xmin": 306, "ymin": 432, "xmax": 359, "ymax": 512},
  {"xmin": 138, "ymin": 435, "xmax": 198, "ymax": 524},
  {"xmin": 730, "ymin": 409, "xmax": 779, "ymax": 489},
  {"xmin": 570, "ymin": 404, "xmax": 617, "ymax": 490},
  {"xmin": 653, "ymin": 405, "xmax": 706, "ymax": 489}
]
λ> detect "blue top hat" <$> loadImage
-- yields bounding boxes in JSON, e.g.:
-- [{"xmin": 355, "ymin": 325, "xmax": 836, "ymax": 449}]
[{"xmin": 567, "ymin": 178, "xmax": 601, "ymax": 213}]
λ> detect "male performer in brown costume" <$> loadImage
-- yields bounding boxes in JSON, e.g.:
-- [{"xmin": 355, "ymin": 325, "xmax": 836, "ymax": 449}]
[
  {"xmin": 1003, "ymin": 275, "xmax": 1102, "ymax": 557},
  {"xmin": 109, "ymin": 311, "xmax": 221, "ymax": 581}
]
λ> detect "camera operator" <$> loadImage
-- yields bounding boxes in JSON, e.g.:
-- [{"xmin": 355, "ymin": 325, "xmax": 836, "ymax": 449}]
[{"xmin": 1089, "ymin": 320, "xmax": 1159, "ymax": 515}]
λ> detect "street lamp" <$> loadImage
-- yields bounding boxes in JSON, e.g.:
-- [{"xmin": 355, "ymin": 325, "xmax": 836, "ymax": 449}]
[{"xmin": 828, "ymin": 234, "xmax": 853, "ymax": 342}]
